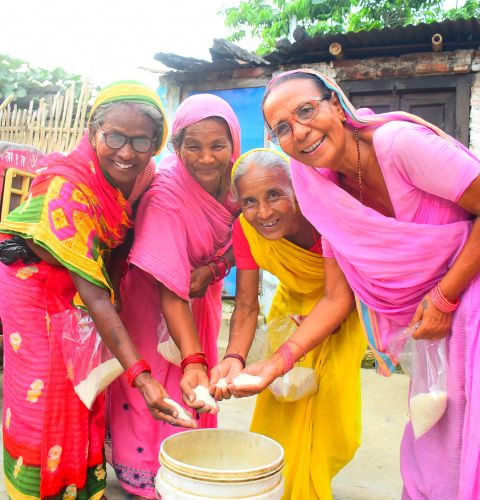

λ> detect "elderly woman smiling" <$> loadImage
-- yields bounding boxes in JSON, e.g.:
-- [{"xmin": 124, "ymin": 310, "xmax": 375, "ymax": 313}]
[
  {"xmin": 0, "ymin": 80, "xmax": 171, "ymax": 500},
  {"xmin": 262, "ymin": 69, "xmax": 480, "ymax": 500},
  {"xmin": 210, "ymin": 148, "xmax": 365, "ymax": 500},
  {"xmin": 108, "ymin": 94, "xmax": 241, "ymax": 499}
]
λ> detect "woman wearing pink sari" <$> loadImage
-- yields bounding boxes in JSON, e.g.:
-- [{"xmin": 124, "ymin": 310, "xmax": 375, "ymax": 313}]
[
  {"xmin": 108, "ymin": 94, "xmax": 241, "ymax": 499},
  {"xmin": 261, "ymin": 69, "xmax": 480, "ymax": 499}
]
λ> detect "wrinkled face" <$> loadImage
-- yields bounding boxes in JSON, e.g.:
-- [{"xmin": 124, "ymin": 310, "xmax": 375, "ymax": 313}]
[
  {"xmin": 237, "ymin": 165, "xmax": 301, "ymax": 240},
  {"xmin": 263, "ymin": 79, "xmax": 346, "ymax": 169},
  {"xmin": 179, "ymin": 118, "xmax": 233, "ymax": 192},
  {"xmin": 92, "ymin": 104, "xmax": 156, "ymax": 187}
]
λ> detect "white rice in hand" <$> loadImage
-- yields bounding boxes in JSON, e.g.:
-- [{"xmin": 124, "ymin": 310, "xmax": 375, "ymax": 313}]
[
  {"xmin": 232, "ymin": 374, "xmax": 262, "ymax": 387},
  {"xmin": 192, "ymin": 385, "xmax": 217, "ymax": 409},
  {"xmin": 164, "ymin": 398, "xmax": 194, "ymax": 421}
]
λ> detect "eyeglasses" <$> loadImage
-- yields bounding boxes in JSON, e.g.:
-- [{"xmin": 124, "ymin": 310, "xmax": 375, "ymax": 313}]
[
  {"xmin": 99, "ymin": 126, "xmax": 156, "ymax": 153},
  {"xmin": 267, "ymin": 96, "xmax": 332, "ymax": 145}
]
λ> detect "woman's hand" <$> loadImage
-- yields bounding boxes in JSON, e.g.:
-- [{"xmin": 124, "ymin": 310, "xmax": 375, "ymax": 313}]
[
  {"xmin": 180, "ymin": 364, "xmax": 218, "ymax": 414},
  {"xmin": 210, "ymin": 357, "xmax": 245, "ymax": 401},
  {"xmin": 409, "ymin": 293, "xmax": 452, "ymax": 340},
  {"xmin": 228, "ymin": 355, "xmax": 284, "ymax": 398},
  {"xmin": 189, "ymin": 265, "xmax": 213, "ymax": 298},
  {"xmin": 134, "ymin": 372, "xmax": 197, "ymax": 428}
]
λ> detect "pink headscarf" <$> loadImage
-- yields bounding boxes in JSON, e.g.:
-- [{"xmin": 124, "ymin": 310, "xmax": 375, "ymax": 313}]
[
  {"xmin": 130, "ymin": 93, "xmax": 241, "ymax": 300},
  {"xmin": 171, "ymin": 93, "xmax": 241, "ymax": 163}
]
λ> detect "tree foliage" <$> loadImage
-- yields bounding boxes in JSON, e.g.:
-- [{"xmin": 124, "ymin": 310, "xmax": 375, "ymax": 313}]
[
  {"xmin": 221, "ymin": 0, "xmax": 480, "ymax": 54},
  {"xmin": 0, "ymin": 53, "xmax": 82, "ymax": 102}
]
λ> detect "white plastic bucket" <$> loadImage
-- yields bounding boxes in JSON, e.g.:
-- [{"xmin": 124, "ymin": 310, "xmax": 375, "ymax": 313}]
[{"xmin": 155, "ymin": 429, "xmax": 284, "ymax": 499}]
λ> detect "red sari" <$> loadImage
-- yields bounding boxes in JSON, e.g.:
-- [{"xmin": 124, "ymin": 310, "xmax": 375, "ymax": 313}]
[{"xmin": 0, "ymin": 134, "xmax": 153, "ymax": 499}]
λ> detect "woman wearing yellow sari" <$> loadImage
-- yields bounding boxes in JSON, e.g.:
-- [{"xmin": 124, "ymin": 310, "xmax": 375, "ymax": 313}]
[{"xmin": 211, "ymin": 149, "xmax": 366, "ymax": 500}]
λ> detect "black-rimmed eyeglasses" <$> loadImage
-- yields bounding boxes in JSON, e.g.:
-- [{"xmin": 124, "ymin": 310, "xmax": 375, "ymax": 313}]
[
  {"xmin": 99, "ymin": 126, "xmax": 156, "ymax": 153},
  {"xmin": 267, "ymin": 95, "xmax": 332, "ymax": 145}
]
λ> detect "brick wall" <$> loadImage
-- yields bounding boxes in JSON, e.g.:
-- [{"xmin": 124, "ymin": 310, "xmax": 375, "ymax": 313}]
[
  {"xmin": 162, "ymin": 49, "xmax": 480, "ymax": 151},
  {"xmin": 277, "ymin": 50, "xmax": 480, "ymax": 152}
]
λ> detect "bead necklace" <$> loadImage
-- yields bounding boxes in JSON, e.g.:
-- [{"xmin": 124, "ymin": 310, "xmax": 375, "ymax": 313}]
[{"xmin": 354, "ymin": 127, "xmax": 363, "ymax": 203}]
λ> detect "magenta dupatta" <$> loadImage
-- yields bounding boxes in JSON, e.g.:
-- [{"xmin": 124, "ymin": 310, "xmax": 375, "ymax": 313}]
[
  {"xmin": 291, "ymin": 163, "xmax": 472, "ymax": 326},
  {"xmin": 130, "ymin": 92, "xmax": 241, "ymax": 300},
  {"xmin": 130, "ymin": 159, "xmax": 235, "ymax": 300}
]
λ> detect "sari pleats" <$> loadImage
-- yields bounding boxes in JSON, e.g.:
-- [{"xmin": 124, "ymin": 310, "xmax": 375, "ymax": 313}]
[
  {"xmin": 240, "ymin": 216, "xmax": 366, "ymax": 500},
  {"xmin": 0, "ymin": 260, "xmax": 107, "ymax": 499}
]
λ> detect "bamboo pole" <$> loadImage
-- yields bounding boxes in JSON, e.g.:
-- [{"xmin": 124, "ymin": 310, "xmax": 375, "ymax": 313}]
[{"xmin": 0, "ymin": 83, "xmax": 92, "ymax": 153}]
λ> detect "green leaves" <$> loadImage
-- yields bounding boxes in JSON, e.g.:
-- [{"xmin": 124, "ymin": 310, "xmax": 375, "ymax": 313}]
[
  {"xmin": 0, "ymin": 53, "xmax": 83, "ymax": 102},
  {"xmin": 220, "ymin": 0, "xmax": 477, "ymax": 53}
]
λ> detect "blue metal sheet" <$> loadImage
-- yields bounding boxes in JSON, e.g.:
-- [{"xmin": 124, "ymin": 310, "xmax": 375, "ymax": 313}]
[{"xmin": 189, "ymin": 87, "xmax": 266, "ymax": 297}]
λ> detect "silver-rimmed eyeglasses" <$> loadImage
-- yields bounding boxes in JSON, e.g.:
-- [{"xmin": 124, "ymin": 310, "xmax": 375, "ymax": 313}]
[{"xmin": 267, "ymin": 95, "xmax": 332, "ymax": 145}]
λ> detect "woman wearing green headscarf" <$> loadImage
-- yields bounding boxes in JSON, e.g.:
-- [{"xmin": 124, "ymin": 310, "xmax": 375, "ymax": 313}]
[{"xmin": 0, "ymin": 80, "xmax": 194, "ymax": 500}]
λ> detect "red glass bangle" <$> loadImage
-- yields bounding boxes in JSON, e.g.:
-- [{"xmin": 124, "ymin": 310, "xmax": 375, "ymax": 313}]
[
  {"xmin": 125, "ymin": 359, "xmax": 152, "ymax": 387},
  {"xmin": 285, "ymin": 339, "xmax": 306, "ymax": 362},
  {"xmin": 430, "ymin": 283, "xmax": 459, "ymax": 313},
  {"xmin": 181, "ymin": 352, "xmax": 208, "ymax": 371},
  {"xmin": 275, "ymin": 343, "xmax": 295, "ymax": 375},
  {"xmin": 223, "ymin": 353, "xmax": 246, "ymax": 369},
  {"xmin": 208, "ymin": 255, "xmax": 231, "ymax": 283},
  {"xmin": 206, "ymin": 262, "xmax": 219, "ymax": 282}
]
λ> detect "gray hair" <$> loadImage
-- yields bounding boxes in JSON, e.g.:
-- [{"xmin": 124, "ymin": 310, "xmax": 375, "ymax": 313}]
[
  {"xmin": 89, "ymin": 101, "xmax": 165, "ymax": 150},
  {"xmin": 232, "ymin": 150, "xmax": 291, "ymax": 200}
]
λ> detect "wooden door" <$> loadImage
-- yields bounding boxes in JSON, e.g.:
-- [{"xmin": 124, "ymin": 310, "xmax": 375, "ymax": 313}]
[{"xmin": 342, "ymin": 75, "xmax": 472, "ymax": 145}]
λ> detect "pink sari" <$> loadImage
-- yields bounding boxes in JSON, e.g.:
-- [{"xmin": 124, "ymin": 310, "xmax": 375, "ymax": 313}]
[
  {"xmin": 268, "ymin": 68, "xmax": 480, "ymax": 499},
  {"xmin": 108, "ymin": 94, "xmax": 241, "ymax": 498},
  {"xmin": 290, "ymin": 120, "xmax": 479, "ymax": 499}
]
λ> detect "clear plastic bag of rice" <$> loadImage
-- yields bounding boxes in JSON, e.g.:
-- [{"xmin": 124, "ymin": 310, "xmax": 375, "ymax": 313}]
[
  {"xmin": 269, "ymin": 366, "xmax": 318, "ymax": 402},
  {"xmin": 391, "ymin": 325, "xmax": 448, "ymax": 439},
  {"xmin": 156, "ymin": 317, "xmax": 181, "ymax": 366},
  {"xmin": 51, "ymin": 308, "xmax": 123, "ymax": 410},
  {"xmin": 264, "ymin": 314, "xmax": 318, "ymax": 402}
]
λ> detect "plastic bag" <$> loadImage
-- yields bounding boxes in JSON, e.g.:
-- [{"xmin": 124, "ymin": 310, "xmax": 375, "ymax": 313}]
[
  {"xmin": 391, "ymin": 324, "xmax": 448, "ymax": 439},
  {"xmin": 265, "ymin": 314, "xmax": 318, "ymax": 403},
  {"xmin": 51, "ymin": 308, "xmax": 123, "ymax": 410},
  {"xmin": 156, "ymin": 316, "xmax": 181, "ymax": 366}
]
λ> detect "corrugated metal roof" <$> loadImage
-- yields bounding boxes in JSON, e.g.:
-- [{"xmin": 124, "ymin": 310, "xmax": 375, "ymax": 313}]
[
  {"xmin": 155, "ymin": 17, "xmax": 480, "ymax": 72},
  {"xmin": 265, "ymin": 17, "xmax": 480, "ymax": 64}
]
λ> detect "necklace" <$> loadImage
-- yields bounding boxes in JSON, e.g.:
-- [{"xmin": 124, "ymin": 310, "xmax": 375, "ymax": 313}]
[{"xmin": 354, "ymin": 127, "xmax": 363, "ymax": 203}]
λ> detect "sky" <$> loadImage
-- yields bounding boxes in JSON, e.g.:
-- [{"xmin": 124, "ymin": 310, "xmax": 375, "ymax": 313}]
[
  {"xmin": 1, "ymin": 0, "xmax": 256, "ymax": 88},
  {"xmin": 2, "ymin": 0, "xmax": 464, "ymax": 89}
]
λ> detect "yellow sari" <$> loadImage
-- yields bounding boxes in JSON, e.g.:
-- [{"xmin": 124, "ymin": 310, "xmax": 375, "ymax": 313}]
[{"xmin": 240, "ymin": 215, "xmax": 366, "ymax": 500}]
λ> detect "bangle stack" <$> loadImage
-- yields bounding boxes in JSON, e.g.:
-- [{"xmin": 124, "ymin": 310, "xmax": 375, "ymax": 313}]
[
  {"xmin": 181, "ymin": 352, "xmax": 209, "ymax": 372},
  {"xmin": 206, "ymin": 255, "xmax": 231, "ymax": 283},
  {"xmin": 275, "ymin": 343, "xmax": 296, "ymax": 375},
  {"xmin": 285, "ymin": 339, "xmax": 306, "ymax": 361},
  {"xmin": 223, "ymin": 353, "xmax": 246, "ymax": 369},
  {"xmin": 430, "ymin": 283, "xmax": 459, "ymax": 313},
  {"xmin": 125, "ymin": 359, "xmax": 152, "ymax": 387}
]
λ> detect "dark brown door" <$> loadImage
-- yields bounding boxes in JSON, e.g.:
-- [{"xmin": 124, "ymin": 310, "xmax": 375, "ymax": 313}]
[
  {"xmin": 350, "ymin": 89, "xmax": 456, "ymax": 137},
  {"xmin": 342, "ymin": 75, "xmax": 472, "ymax": 146}
]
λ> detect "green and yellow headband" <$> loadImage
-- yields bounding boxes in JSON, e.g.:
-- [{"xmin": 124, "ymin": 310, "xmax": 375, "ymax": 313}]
[
  {"xmin": 89, "ymin": 80, "xmax": 169, "ymax": 154},
  {"xmin": 231, "ymin": 147, "xmax": 290, "ymax": 181}
]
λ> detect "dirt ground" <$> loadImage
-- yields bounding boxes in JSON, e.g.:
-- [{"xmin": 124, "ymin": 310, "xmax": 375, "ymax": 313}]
[
  {"xmin": 0, "ymin": 368, "xmax": 408, "ymax": 499},
  {"xmin": 103, "ymin": 368, "xmax": 409, "ymax": 499},
  {"xmin": 0, "ymin": 305, "xmax": 410, "ymax": 499}
]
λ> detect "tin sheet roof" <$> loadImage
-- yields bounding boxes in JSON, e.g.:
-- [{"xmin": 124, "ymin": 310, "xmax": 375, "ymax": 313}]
[{"xmin": 154, "ymin": 17, "xmax": 480, "ymax": 72}]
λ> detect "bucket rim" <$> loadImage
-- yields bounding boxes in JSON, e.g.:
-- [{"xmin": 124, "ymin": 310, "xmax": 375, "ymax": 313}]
[{"xmin": 159, "ymin": 429, "xmax": 284, "ymax": 482}]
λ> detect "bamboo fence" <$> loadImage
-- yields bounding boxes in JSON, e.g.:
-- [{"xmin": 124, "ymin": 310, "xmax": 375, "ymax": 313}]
[{"xmin": 0, "ymin": 81, "xmax": 91, "ymax": 153}]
